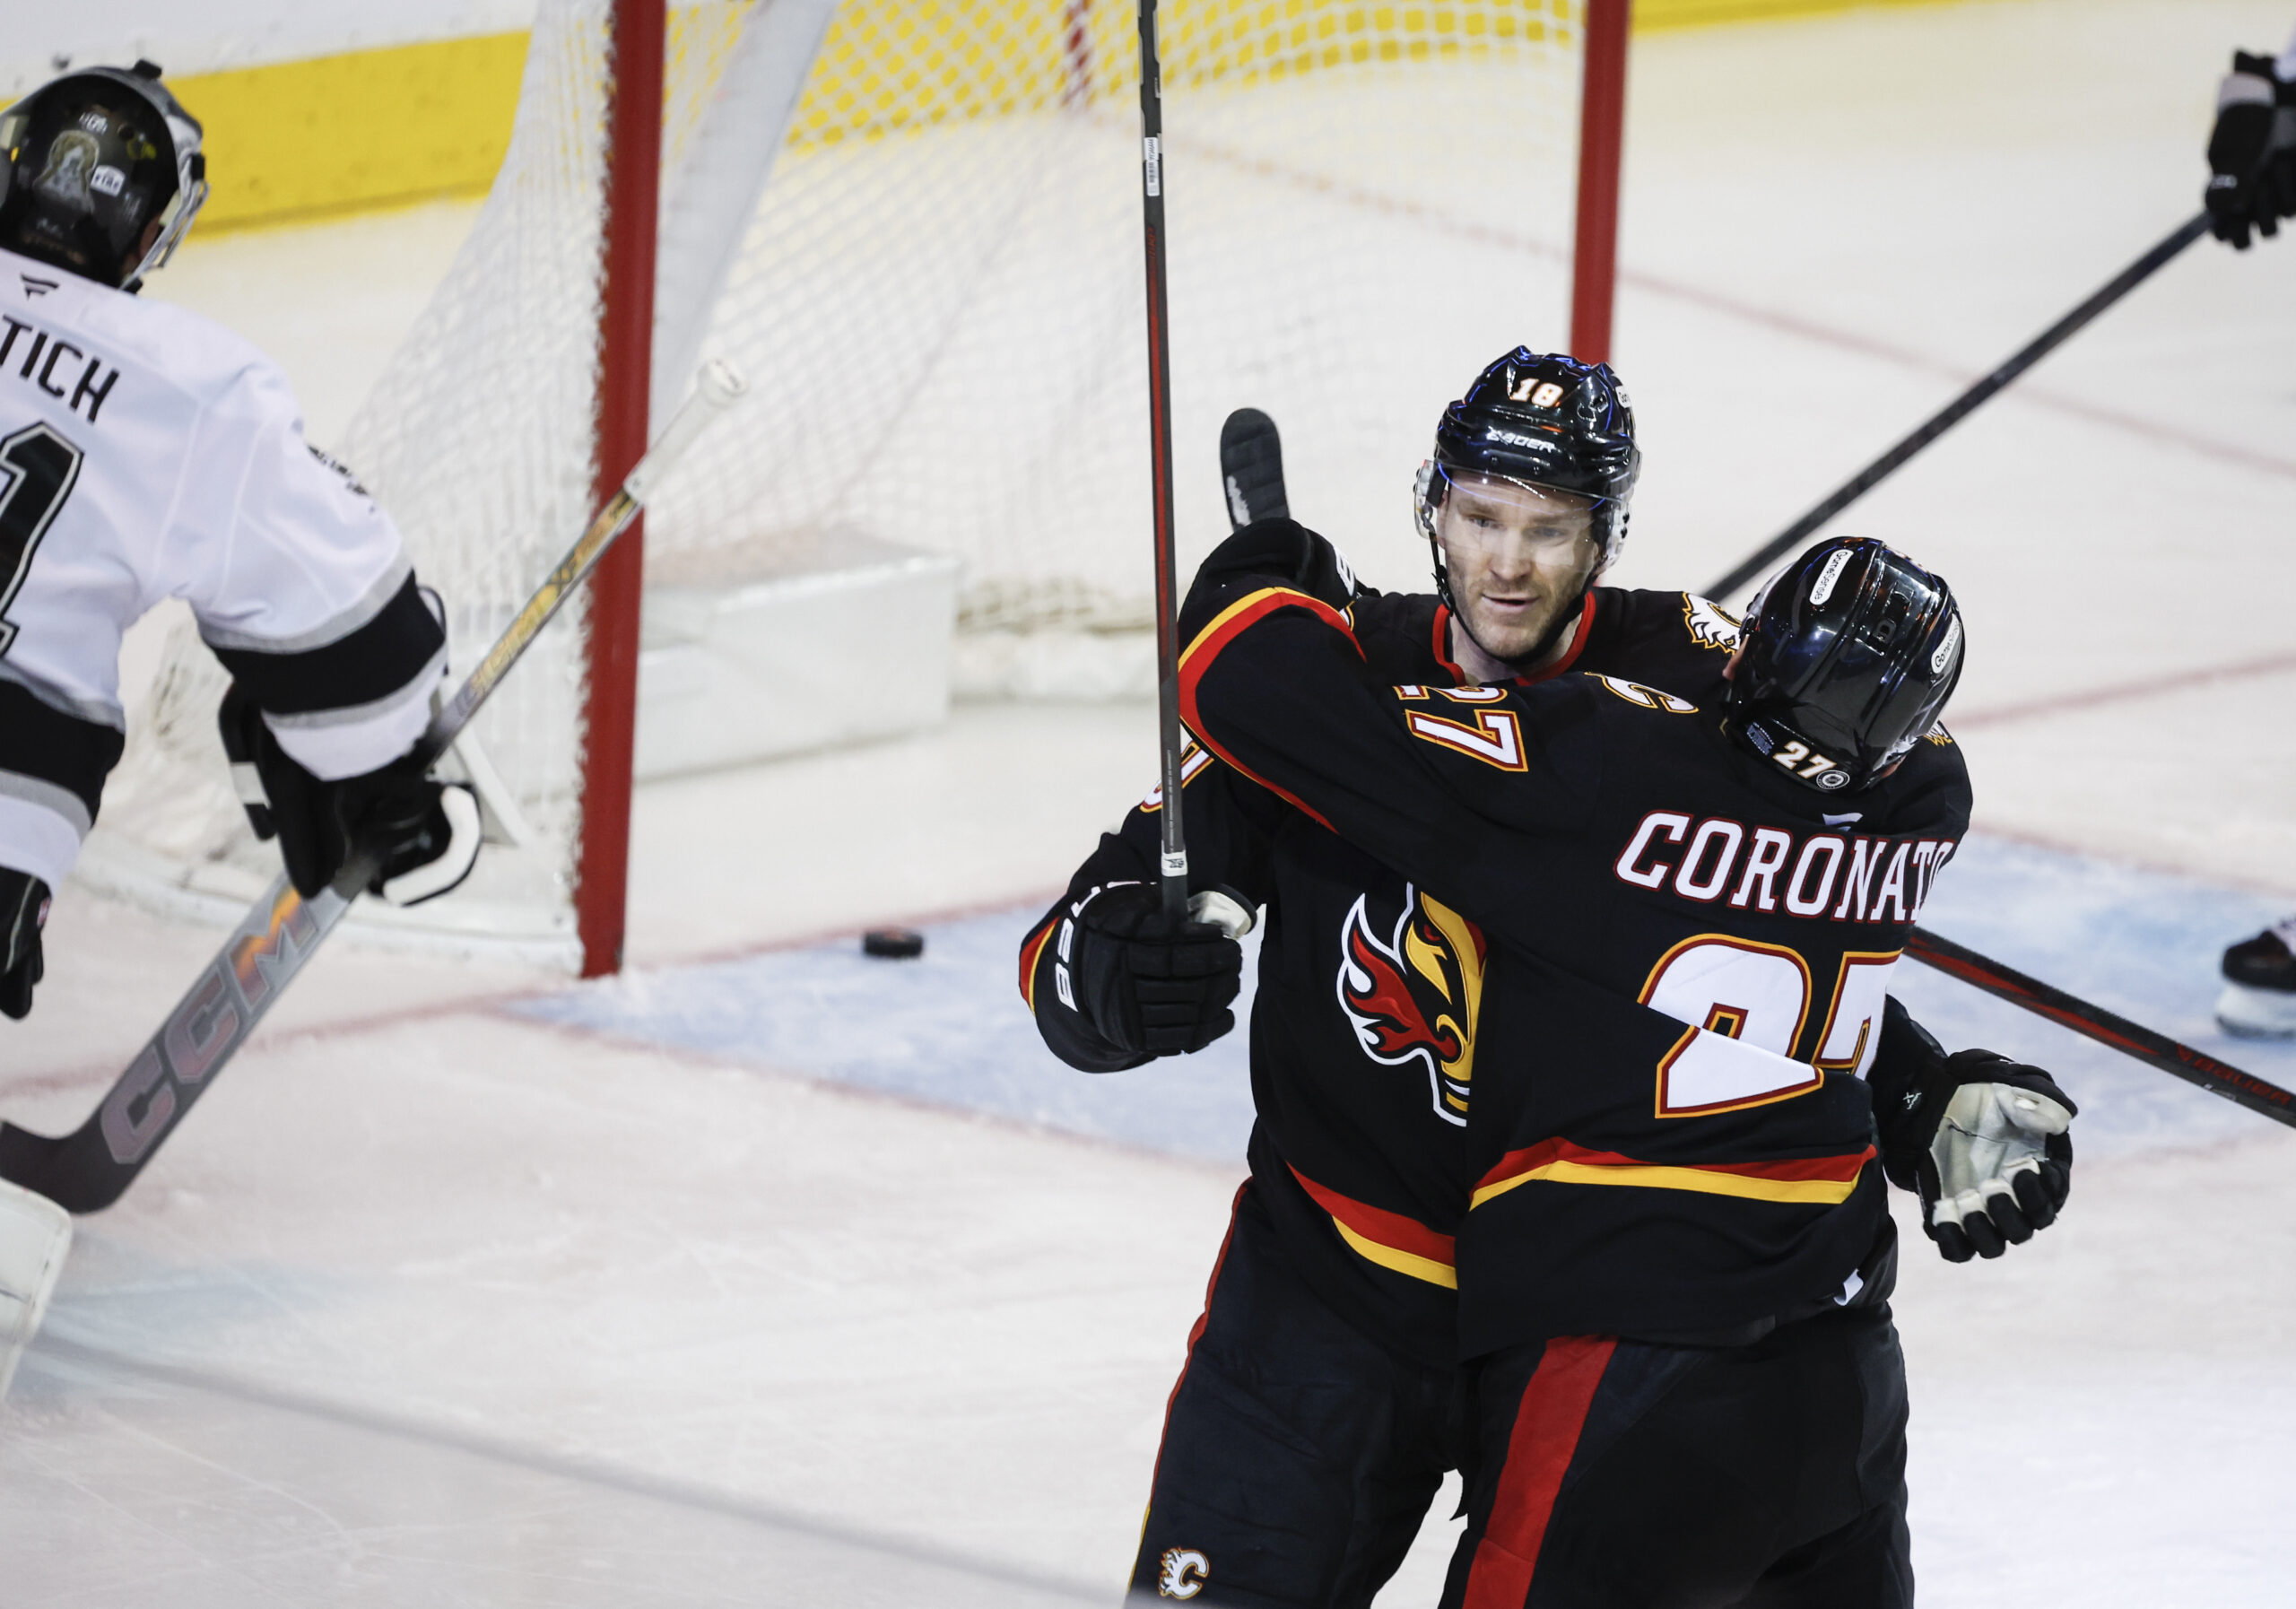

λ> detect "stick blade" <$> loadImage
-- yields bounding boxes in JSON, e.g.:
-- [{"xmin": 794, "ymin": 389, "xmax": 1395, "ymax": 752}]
[
  {"xmin": 1220, "ymin": 407, "xmax": 1288, "ymax": 529},
  {"xmin": 0, "ymin": 1119, "xmax": 128, "ymax": 1214}
]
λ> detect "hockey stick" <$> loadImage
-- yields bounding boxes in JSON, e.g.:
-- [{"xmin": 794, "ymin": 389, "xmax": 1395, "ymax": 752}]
[
  {"xmin": 1220, "ymin": 408, "xmax": 1289, "ymax": 527},
  {"xmin": 1136, "ymin": 0, "xmax": 1189, "ymax": 921},
  {"xmin": 1702, "ymin": 212, "xmax": 2211, "ymax": 601},
  {"xmin": 1907, "ymin": 926, "xmax": 2296, "ymax": 1132},
  {"xmin": 0, "ymin": 361, "xmax": 751, "ymax": 1213}
]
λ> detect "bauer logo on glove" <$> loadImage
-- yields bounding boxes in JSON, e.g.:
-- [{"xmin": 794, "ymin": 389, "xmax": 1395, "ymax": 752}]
[{"xmin": 1052, "ymin": 882, "xmax": 1250, "ymax": 1060}]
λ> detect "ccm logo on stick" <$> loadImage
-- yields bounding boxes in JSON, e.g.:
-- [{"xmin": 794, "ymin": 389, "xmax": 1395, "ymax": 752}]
[{"xmin": 100, "ymin": 888, "xmax": 324, "ymax": 1165}]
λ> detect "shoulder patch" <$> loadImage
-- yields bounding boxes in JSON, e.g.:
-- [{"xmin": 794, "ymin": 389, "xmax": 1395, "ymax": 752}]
[
  {"xmin": 1682, "ymin": 594, "xmax": 1742, "ymax": 652},
  {"xmin": 306, "ymin": 443, "xmax": 372, "ymax": 498},
  {"xmin": 1590, "ymin": 674, "xmax": 1698, "ymax": 714},
  {"xmin": 1921, "ymin": 724, "xmax": 1955, "ymax": 747}
]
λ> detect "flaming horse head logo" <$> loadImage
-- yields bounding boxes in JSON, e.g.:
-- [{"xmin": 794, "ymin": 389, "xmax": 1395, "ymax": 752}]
[{"xmin": 1335, "ymin": 886, "xmax": 1487, "ymax": 1126}]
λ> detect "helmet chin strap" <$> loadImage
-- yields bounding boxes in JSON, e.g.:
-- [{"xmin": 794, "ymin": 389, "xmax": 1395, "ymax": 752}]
[{"xmin": 1429, "ymin": 535, "xmax": 1598, "ymax": 677}]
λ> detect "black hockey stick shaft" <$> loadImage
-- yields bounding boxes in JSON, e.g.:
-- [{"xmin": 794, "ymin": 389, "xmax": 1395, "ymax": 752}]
[
  {"xmin": 0, "ymin": 363, "xmax": 750, "ymax": 1213},
  {"xmin": 1137, "ymin": 0, "xmax": 1188, "ymax": 921},
  {"xmin": 1704, "ymin": 212, "xmax": 2211, "ymax": 600},
  {"xmin": 1906, "ymin": 925, "xmax": 2296, "ymax": 1131}
]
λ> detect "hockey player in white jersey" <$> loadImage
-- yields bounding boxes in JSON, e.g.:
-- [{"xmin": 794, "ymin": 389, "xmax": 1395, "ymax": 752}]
[{"xmin": 0, "ymin": 63, "xmax": 481, "ymax": 1023}]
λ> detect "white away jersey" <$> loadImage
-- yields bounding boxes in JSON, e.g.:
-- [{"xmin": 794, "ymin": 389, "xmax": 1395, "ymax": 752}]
[{"xmin": 0, "ymin": 246, "xmax": 446, "ymax": 889}]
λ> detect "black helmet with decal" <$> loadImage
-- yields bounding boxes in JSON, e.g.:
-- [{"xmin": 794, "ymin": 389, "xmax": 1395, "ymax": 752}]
[
  {"xmin": 0, "ymin": 61, "xmax": 207, "ymax": 291},
  {"xmin": 1726, "ymin": 536, "xmax": 1964, "ymax": 794},
  {"xmin": 1414, "ymin": 348, "xmax": 1639, "ymax": 566}
]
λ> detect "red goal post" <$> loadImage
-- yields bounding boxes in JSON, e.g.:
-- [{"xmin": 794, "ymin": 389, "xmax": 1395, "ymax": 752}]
[
  {"xmin": 1571, "ymin": 0, "xmax": 1631, "ymax": 364},
  {"xmin": 579, "ymin": 0, "xmax": 665, "ymax": 978}
]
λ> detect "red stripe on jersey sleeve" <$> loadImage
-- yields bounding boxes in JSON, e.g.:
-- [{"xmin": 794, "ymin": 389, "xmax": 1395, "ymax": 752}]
[
  {"xmin": 1176, "ymin": 587, "xmax": 1361, "ymax": 832},
  {"xmin": 1017, "ymin": 915, "xmax": 1058, "ymax": 1011}
]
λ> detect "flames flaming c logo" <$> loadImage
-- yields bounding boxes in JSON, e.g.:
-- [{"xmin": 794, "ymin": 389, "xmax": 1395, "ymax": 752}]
[{"xmin": 1335, "ymin": 886, "xmax": 1486, "ymax": 1125}]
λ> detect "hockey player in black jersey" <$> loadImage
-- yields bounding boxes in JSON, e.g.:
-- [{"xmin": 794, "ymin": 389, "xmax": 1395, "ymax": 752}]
[
  {"xmin": 1022, "ymin": 352, "xmax": 2067, "ymax": 1605},
  {"xmin": 0, "ymin": 64, "xmax": 483, "ymax": 1022},
  {"xmin": 1026, "ymin": 351, "xmax": 2083, "ymax": 1603},
  {"xmin": 1174, "ymin": 528, "xmax": 2075, "ymax": 1606}
]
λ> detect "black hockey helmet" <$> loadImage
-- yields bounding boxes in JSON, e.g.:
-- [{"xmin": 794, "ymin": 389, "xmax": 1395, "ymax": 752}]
[
  {"xmin": 1414, "ymin": 348, "xmax": 1639, "ymax": 566},
  {"xmin": 0, "ymin": 61, "xmax": 207, "ymax": 291},
  {"xmin": 1726, "ymin": 536, "xmax": 1964, "ymax": 795}
]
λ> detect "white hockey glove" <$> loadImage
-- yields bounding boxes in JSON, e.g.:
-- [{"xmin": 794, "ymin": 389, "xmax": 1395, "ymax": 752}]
[
  {"xmin": 1898, "ymin": 1049, "xmax": 2075, "ymax": 1263},
  {"xmin": 1872, "ymin": 1004, "xmax": 2077, "ymax": 1263},
  {"xmin": 1926, "ymin": 1075, "xmax": 2074, "ymax": 1260}
]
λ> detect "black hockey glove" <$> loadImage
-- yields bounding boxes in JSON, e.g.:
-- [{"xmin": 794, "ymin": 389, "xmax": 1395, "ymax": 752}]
[
  {"xmin": 1194, "ymin": 519, "xmax": 1366, "ymax": 615},
  {"xmin": 1871, "ymin": 1000, "xmax": 2074, "ymax": 1263},
  {"xmin": 220, "ymin": 684, "xmax": 482, "ymax": 906},
  {"xmin": 0, "ymin": 867, "xmax": 50, "ymax": 1021},
  {"xmin": 1062, "ymin": 883, "xmax": 1248, "ymax": 1058},
  {"xmin": 2206, "ymin": 50, "xmax": 2296, "ymax": 248}
]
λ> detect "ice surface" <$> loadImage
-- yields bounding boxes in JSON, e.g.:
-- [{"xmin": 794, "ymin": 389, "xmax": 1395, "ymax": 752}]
[
  {"xmin": 517, "ymin": 833, "xmax": 2296, "ymax": 1165},
  {"xmin": 1900, "ymin": 836, "xmax": 2296, "ymax": 1156},
  {"xmin": 7, "ymin": 0, "xmax": 2296, "ymax": 1602},
  {"xmin": 516, "ymin": 906, "xmax": 1265, "ymax": 1163}
]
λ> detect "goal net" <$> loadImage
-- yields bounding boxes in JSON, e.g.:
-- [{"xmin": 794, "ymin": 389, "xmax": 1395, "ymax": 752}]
[{"xmin": 84, "ymin": 0, "xmax": 1602, "ymax": 968}]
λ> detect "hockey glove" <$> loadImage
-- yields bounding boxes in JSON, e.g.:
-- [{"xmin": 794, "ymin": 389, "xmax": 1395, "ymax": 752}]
[
  {"xmin": 2206, "ymin": 51, "xmax": 2296, "ymax": 248},
  {"xmin": 1879, "ymin": 1031, "xmax": 2075, "ymax": 1265},
  {"xmin": 1063, "ymin": 882, "xmax": 1248, "ymax": 1058},
  {"xmin": 1194, "ymin": 520, "xmax": 1365, "ymax": 615},
  {"xmin": 0, "ymin": 868, "xmax": 50, "ymax": 1021},
  {"xmin": 220, "ymin": 685, "xmax": 482, "ymax": 906}
]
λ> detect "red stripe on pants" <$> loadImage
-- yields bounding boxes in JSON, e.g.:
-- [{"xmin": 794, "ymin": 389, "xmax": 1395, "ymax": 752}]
[
  {"xmin": 1146, "ymin": 1181, "xmax": 1249, "ymax": 1495},
  {"xmin": 1461, "ymin": 1335, "xmax": 1619, "ymax": 1608}
]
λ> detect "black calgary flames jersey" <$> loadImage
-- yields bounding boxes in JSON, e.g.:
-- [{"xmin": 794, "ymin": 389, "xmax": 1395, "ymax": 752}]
[
  {"xmin": 1172, "ymin": 548, "xmax": 1970, "ymax": 1354},
  {"xmin": 1021, "ymin": 524, "xmax": 1769, "ymax": 1364}
]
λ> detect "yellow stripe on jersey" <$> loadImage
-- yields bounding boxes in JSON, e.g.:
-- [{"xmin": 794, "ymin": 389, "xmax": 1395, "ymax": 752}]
[{"xmin": 1328, "ymin": 1216, "xmax": 1460, "ymax": 1290}]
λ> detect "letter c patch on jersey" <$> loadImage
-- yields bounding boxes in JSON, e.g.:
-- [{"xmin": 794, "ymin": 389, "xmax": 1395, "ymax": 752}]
[{"xmin": 1159, "ymin": 1547, "xmax": 1210, "ymax": 1599}]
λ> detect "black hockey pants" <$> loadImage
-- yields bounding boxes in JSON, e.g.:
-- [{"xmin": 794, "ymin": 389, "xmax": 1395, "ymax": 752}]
[
  {"xmin": 1129, "ymin": 1179, "xmax": 1474, "ymax": 1606},
  {"xmin": 1439, "ymin": 1306, "xmax": 1912, "ymax": 1609}
]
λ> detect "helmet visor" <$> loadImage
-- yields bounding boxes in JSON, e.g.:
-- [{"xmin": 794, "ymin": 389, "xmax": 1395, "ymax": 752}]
[{"xmin": 1431, "ymin": 467, "xmax": 1602, "ymax": 562}]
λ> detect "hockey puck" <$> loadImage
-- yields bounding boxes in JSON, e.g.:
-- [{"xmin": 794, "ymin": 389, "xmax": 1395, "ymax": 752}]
[{"xmin": 862, "ymin": 927, "xmax": 926, "ymax": 960}]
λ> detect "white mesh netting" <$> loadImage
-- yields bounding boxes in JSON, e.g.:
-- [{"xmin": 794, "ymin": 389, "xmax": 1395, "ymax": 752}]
[{"xmin": 88, "ymin": 0, "xmax": 1591, "ymax": 962}]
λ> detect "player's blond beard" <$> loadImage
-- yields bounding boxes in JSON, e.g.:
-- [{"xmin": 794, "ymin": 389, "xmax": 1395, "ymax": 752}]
[{"xmin": 1443, "ymin": 546, "xmax": 1602, "ymax": 676}]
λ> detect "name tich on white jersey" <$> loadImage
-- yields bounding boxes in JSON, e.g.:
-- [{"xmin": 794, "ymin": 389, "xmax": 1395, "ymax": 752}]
[{"xmin": 0, "ymin": 312, "xmax": 120, "ymax": 425}]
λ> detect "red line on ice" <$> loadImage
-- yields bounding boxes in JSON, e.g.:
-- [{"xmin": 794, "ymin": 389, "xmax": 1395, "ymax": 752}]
[{"xmin": 1950, "ymin": 648, "xmax": 2296, "ymax": 731}]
